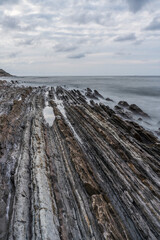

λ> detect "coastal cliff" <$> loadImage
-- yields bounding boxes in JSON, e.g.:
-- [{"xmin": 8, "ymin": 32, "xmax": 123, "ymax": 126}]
[
  {"xmin": 0, "ymin": 80, "xmax": 160, "ymax": 240},
  {"xmin": 0, "ymin": 69, "xmax": 12, "ymax": 77}
]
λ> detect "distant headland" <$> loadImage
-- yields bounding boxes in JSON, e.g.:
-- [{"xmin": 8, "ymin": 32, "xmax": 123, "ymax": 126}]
[{"xmin": 0, "ymin": 69, "xmax": 12, "ymax": 77}]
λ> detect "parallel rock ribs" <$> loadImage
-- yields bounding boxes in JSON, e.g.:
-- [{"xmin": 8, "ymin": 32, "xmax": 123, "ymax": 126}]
[{"xmin": 0, "ymin": 81, "xmax": 159, "ymax": 240}]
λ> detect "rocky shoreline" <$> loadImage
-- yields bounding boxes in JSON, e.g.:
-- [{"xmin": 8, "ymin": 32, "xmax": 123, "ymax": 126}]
[{"xmin": 0, "ymin": 80, "xmax": 160, "ymax": 240}]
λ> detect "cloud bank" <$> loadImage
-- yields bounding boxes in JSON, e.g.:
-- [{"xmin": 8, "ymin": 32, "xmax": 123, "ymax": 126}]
[{"xmin": 0, "ymin": 0, "xmax": 159, "ymax": 75}]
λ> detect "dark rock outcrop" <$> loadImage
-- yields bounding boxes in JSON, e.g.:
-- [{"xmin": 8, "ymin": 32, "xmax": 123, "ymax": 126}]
[
  {"xmin": 114, "ymin": 101, "xmax": 150, "ymax": 121},
  {"xmin": 106, "ymin": 97, "xmax": 114, "ymax": 102},
  {"xmin": 85, "ymin": 88, "xmax": 104, "ymax": 100},
  {"xmin": 118, "ymin": 101, "xmax": 129, "ymax": 107},
  {"xmin": 0, "ymin": 69, "xmax": 12, "ymax": 77},
  {"xmin": 93, "ymin": 90, "xmax": 104, "ymax": 98},
  {"xmin": 129, "ymin": 104, "xmax": 150, "ymax": 118}
]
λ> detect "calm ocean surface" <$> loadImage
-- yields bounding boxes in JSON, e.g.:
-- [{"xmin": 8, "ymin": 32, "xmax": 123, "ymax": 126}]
[{"xmin": 2, "ymin": 75, "xmax": 160, "ymax": 134}]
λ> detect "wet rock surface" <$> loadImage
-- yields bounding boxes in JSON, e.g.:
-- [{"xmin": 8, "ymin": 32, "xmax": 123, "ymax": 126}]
[
  {"xmin": 116, "ymin": 101, "xmax": 150, "ymax": 119},
  {"xmin": 118, "ymin": 101, "xmax": 129, "ymax": 107},
  {"xmin": 129, "ymin": 104, "xmax": 150, "ymax": 118},
  {"xmin": 0, "ymin": 80, "xmax": 160, "ymax": 240},
  {"xmin": 85, "ymin": 88, "xmax": 103, "ymax": 100}
]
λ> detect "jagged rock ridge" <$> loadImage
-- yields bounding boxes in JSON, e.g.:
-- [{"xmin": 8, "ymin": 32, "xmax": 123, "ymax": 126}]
[{"xmin": 0, "ymin": 80, "xmax": 160, "ymax": 240}]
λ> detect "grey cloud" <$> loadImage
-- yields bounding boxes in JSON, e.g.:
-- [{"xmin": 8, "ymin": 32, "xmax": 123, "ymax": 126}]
[
  {"xmin": 68, "ymin": 11, "xmax": 111, "ymax": 26},
  {"xmin": 114, "ymin": 33, "xmax": 136, "ymax": 42},
  {"xmin": 9, "ymin": 52, "xmax": 20, "ymax": 58},
  {"xmin": 125, "ymin": 0, "xmax": 150, "ymax": 12},
  {"xmin": 0, "ymin": 0, "xmax": 19, "ymax": 5},
  {"xmin": 0, "ymin": 14, "xmax": 37, "ymax": 32},
  {"xmin": 134, "ymin": 39, "xmax": 144, "ymax": 45},
  {"xmin": 0, "ymin": 51, "xmax": 20, "ymax": 59},
  {"xmin": 19, "ymin": 39, "xmax": 35, "ymax": 46},
  {"xmin": 54, "ymin": 44, "xmax": 78, "ymax": 53},
  {"xmin": 144, "ymin": 18, "xmax": 160, "ymax": 31},
  {"xmin": 2, "ymin": 16, "xmax": 20, "ymax": 30},
  {"xmin": 25, "ymin": 13, "xmax": 54, "ymax": 22},
  {"xmin": 115, "ymin": 52, "xmax": 132, "ymax": 56},
  {"xmin": 68, "ymin": 53, "xmax": 85, "ymax": 59},
  {"xmin": 28, "ymin": 0, "xmax": 68, "ymax": 10}
]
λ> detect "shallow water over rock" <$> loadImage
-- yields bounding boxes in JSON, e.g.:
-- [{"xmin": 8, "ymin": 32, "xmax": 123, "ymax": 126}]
[{"xmin": 43, "ymin": 105, "xmax": 55, "ymax": 126}]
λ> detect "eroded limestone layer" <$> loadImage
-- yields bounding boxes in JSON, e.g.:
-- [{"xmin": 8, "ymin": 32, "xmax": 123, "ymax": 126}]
[{"xmin": 0, "ymin": 80, "xmax": 160, "ymax": 240}]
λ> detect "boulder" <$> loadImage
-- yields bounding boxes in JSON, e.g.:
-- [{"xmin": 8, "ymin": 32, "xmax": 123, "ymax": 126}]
[
  {"xmin": 129, "ymin": 104, "xmax": 150, "ymax": 118},
  {"xmin": 93, "ymin": 90, "xmax": 104, "ymax": 98},
  {"xmin": 118, "ymin": 101, "xmax": 129, "ymax": 107}
]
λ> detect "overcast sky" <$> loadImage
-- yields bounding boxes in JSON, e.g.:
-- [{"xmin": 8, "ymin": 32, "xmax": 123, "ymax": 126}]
[{"xmin": 0, "ymin": 0, "xmax": 160, "ymax": 75}]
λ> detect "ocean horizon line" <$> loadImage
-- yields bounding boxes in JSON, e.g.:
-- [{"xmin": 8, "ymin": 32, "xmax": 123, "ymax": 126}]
[{"xmin": 8, "ymin": 74, "xmax": 160, "ymax": 78}]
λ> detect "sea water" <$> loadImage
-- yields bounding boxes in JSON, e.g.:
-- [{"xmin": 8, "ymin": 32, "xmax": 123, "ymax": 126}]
[{"xmin": 1, "ymin": 75, "xmax": 160, "ymax": 135}]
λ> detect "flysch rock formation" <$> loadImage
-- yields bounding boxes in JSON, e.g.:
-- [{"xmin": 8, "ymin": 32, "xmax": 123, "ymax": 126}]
[{"xmin": 0, "ymin": 80, "xmax": 160, "ymax": 240}]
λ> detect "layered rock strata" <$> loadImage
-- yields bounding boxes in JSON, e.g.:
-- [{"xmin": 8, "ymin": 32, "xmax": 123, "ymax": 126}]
[{"xmin": 0, "ymin": 81, "xmax": 160, "ymax": 240}]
